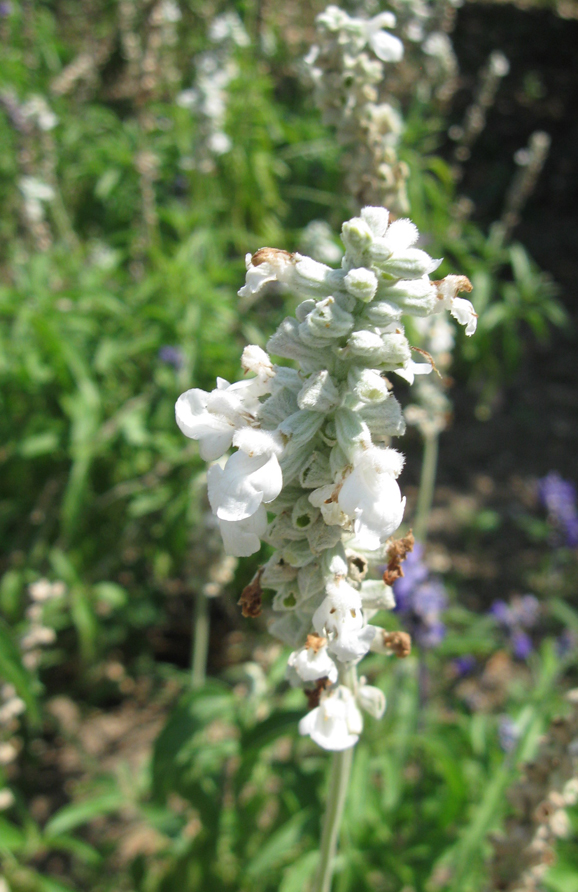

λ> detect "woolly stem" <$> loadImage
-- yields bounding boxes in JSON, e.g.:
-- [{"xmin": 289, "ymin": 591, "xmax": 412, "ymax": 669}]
[
  {"xmin": 191, "ymin": 588, "xmax": 210, "ymax": 689},
  {"xmin": 414, "ymin": 431, "xmax": 439, "ymax": 543},
  {"xmin": 313, "ymin": 746, "xmax": 354, "ymax": 892}
]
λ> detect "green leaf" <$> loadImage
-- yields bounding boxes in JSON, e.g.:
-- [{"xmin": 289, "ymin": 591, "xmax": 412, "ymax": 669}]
[
  {"xmin": 152, "ymin": 682, "xmax": 237, "ymax": 806},
  {"xmin": 278, "ymin": 850, "xmax": 319, "ymax": 892},
  {"xmin": 245, "ymin": 809, "xmax": 312, "ymax": 879},
  {"xmin": 44, "ymin": 791, "xmax": 125, "ymax": 837},
  {"xmin": 0, "ymin": 816, "xmax": 26, "ymax": 852}
]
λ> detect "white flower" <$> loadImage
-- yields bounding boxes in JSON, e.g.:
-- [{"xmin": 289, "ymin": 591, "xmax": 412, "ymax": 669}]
[
  {"xmin": 299, "ymin": 685, "xmax": 363, "ymax": 750},
  {"xmin": 434, "ymin": 275, "xmax": 477, "ymax": 336},
  {"xmin": 364, "ymin": 13, "xmax": 404, "ymax": 63},
  {"xmin": 299, "ymin": 685, "xmax": 363, "ymax": 752},
  {"xmin": 238, "ymin": 248, "xmax": 294, "ymax": 300},
  {"xmin": 309, "ymin": 484, "xmax": 350, "ymax": 527},
  {"xmin": 312, "ymin": 578, "xmax": 376, "ymax": 662},
  {"xmin": 207, "ymin": 430, "xmax": 283, "ymax": 522},
  {"xmin": 175, "ymin": 376, "xmax": 265, "ymax": 461},
  {"xmin": 287, "ymin": 635, "xmax": 338, "ymax": 685},
  {"xmin": 338, "ymin": 447, "xmax": 406, "ymax": 549},
  {"xmin": 217, "ymin": 505, "xmax": 268, "ymax": 556},
  {"xmin": 241, "ymin": 344, "xmax": 275, "ymax": 391},
  {"xmin": 393, "ymin": 359, "xmax": 433, "ymax": 385}
]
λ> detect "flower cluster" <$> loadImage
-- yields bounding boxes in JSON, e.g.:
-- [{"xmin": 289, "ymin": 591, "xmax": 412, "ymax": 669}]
[
  {"xmin": 537, "ymin": 471, "xmax": 578, "ymax": 548},
  {"xmin": 177, "ymin": 12, "xmax": 249, "ymax": 172},
  {"xmin": 392, "ymin": 542, "xmax": 447, "ymax": 648},
  {"xmin": 380, "ymin": 0, "xmax": 459, "ymax": 106},
  {"xmin": 490, "ymin": 594, "xmax": 540, "ymax": 661},
  {"xmin": 176, "ymin": 206, "xmax": 475, "ymax": 750},
  {"xmin": 304, "ymin": 6, "xmax": 409, "ymax": 214}
]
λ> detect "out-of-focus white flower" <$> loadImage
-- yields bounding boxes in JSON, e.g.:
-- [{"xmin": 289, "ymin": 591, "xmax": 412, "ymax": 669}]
[
  {"xmin": 19, "ymin": 177, "xmax": 55, "ymax": 203},
  {"xmin": 207, "ymin": 131, "xmax": 232, "ymax": 155},
  {"xmin": 0, "ymin": 789, "xmax": 15, "ymax": 811},
  {"xmin": 364, "ymin": 12, "xmax": 404, "ymax": 62},
  {"xmin": 356, "ymin": 683, "xmax": 386, "ymax": 719},
  {"xmin": 21, "ymin": 96, "xmax": 58, "ymax": 131},
  {"xmin": 209, "ymin": 11, "xmax": 250, "ymax": 47},
  {"xmin": 299, "ymin": 685, "xmax": 363, "ymax": 750},
  {"xmin": 338, "ymin": 447, "xmax": 406, "ymax": 549}
]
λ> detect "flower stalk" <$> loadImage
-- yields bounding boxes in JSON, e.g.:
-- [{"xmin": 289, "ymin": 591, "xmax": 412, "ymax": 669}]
[{"xmin": 314, "ymin": 744, "xmax": 354, "ymax": 892}]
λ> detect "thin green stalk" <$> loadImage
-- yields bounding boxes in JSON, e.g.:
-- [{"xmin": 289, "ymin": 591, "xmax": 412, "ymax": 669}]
[
  {"xmin": 414, "ymin": 431, "xmax": 439, "ymax": 543},
  {"xmin": 191, "ymin": 588, "xmax": 210, "ymax": 689},
  {"xmin": 313, "ymin": 746, "xmax": 354, "ymax": 892}
]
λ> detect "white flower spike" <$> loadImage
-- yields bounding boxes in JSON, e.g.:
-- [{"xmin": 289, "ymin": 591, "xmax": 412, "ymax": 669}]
[{"xmin": 176, "ymin": 205, "xmax": 476, "ymax": 750}]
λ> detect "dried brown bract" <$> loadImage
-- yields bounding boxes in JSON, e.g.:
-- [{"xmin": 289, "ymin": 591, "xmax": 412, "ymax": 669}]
[
  {"xmin": 238, "ymin": 569, "xmax": 264, "ymax": 619},
  {"xmin": 381, "ymin": 630, "xmax": 412, "ymax": 659},
  {"xmin": 383, "ymin": 530, "xmax": 415, "ymax": 586},
  {"xmin": 251, "ymin": 248, "xmax": 293, "ymax": 267},
  {"xmin": 304, "ymin": 676, "xmax": 332, "ymax": 710},
  {"xmin": 305, "ymin": 633, "xmax": 327, "ymax": 653}
]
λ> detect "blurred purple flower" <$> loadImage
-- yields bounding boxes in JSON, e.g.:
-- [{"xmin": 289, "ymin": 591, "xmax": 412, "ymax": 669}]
[
  {"xmin": 537, "ymin": 472, "xmax": 578, "ymax": 547},
  {"xmin": 0, "ymin": 2, "xmax": 12, "ymax": 16},
  {"xmin": 490, "ymin": 599, "xmax": 511, "ymax": 626},
  {"xmin": 490, "ymin": 594, "xmax": 539, "ymax": 660},
  {"xmin": 393, "ymin": 544, "xmax": 447, "ymax": 649},
  {"xmin": 452, "ymin": 655, "xmax": 476, "ymax": 677},
  {"xmin": 511, "ymin": 630, "xmax": 533, "ymax": 661},
  {"xmin": 158, "ymin": 345, "xmax": 184, "ymax": 369}
]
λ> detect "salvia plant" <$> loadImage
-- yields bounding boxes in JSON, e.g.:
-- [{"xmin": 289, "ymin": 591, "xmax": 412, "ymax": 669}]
[{"xmin": 175, "ymin": 204, "xmax": 476, "ymax": 888}]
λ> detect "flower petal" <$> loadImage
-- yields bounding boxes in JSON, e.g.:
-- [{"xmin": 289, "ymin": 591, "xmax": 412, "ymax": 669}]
[
  {"xmin": 208, "ymin": 450, "xmax": 283, "ymax": 521},
  {"xmin": 218, "ymin": 505, "xmax": 267, "ymax": 556}
]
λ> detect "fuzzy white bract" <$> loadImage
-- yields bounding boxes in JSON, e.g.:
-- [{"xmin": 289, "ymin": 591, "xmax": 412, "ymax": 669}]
[{"xmin": 176, "ymin": 206, "xmax": 475, "ymax": 749}]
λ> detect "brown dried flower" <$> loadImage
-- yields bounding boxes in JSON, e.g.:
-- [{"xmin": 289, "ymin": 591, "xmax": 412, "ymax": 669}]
[
  {"xmin": 383, "ymin": 530, "xmax": 415, "ymax": 586},
  {"xmin": 238, "ymin": 569, "xmax": 264, "ymax": 619}
]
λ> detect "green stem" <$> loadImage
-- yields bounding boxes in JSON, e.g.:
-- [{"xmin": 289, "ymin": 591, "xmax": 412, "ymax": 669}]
[
  {"xmin": 191, "ymin": 588, "xmax": 210, "ymax": 689},
  {"xmin": 414, "ymin": 431, "xmax": 439, "ymax": 543},
  {"xmin": 313, "ymin": 746, "xmax": 354, "ymax": 892}
]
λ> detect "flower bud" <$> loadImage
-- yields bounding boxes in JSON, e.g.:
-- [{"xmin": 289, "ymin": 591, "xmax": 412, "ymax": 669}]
[{"xmin": 357, "ymin": 684, "xmax": 386, "ymax": 719}]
